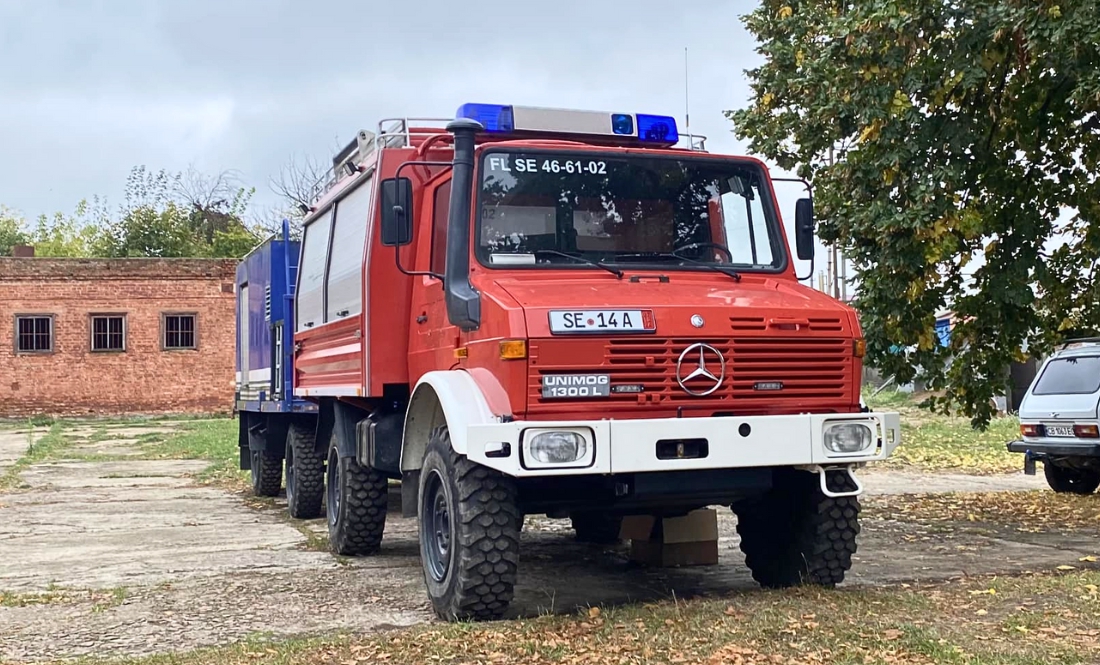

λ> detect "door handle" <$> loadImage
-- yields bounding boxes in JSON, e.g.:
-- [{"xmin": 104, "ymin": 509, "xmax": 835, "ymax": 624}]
[{"xmin": 416, "ymin": 314, "xmax": 428, "ymax": 324}]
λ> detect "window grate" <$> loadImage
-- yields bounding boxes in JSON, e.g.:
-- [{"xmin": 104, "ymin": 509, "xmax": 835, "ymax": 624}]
[
  {"xmin": 164, "ymin": 314, "xmax": 197, "ymax": 350},
  {"xmin": 16, "ymin": 316, "xmax": 53, "ymax": 352},
  {"xmin": 91, "ymin": 316, "xmax": 125, "ymax": 351}
]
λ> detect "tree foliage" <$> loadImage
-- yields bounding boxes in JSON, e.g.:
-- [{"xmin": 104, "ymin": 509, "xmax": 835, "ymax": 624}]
[
  {"xmin": 2, "ymin": 166, "xmax": 261, "ymax": 259},
  {"xmin": 731, "ymin": 0, "xmax": 1100, "ymax": 425}
]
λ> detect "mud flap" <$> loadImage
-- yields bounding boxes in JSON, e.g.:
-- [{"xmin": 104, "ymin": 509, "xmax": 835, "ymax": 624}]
[{"xmin": 1024, "ymin": 452, "xmax": 1037, "ymax": 476}]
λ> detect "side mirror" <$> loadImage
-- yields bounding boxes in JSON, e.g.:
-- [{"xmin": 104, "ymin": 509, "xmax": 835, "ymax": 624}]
[
  {"xmin": 380, "ymin": 177, "xmax": 413, "ymax": 246},
  {"xmin": 795, "ymin": 197, "xmax": 815, "ymax": 261}
]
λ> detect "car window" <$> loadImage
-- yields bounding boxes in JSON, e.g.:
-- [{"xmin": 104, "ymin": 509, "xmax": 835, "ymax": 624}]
[{"xmin": 1032, "ymin": 356, "xmax": 1100, "ymax": 395}]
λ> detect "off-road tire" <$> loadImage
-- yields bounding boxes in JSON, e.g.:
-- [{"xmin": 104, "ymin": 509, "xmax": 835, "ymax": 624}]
[
  {"xmin": 250, "ymin": 449, "xmax": 282, "ymax": 497},
  {"xmin": 570, "ymin": 511, "xmax": 623, "ymax": 544},
  {"xmin": 327, "ymin": 441, "xmax": 388, "ymax": 556},
  {"xmin": 285, "ymin": 423, "xmax": 325, "ymax": 519},
  {"xmin": 1044, "ymin": 462, "xmax": 1100, "ymax": 495},
  {"xmin": 418, "ymin": 426, "xmax": 520, "ymax": 621},
  {"xmin": 733, "ymin": 468, "xmax": 860, "ymax": 588}
]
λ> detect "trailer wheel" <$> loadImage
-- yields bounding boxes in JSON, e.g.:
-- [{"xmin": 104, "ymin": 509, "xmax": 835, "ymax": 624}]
[
  {"xmin": 570, "ymin": 511, "xmax": 623, "ymax": 544},
  {"xmin": 1044, "ymin": 462, "xmax": 1100, "ymax": 494},
  {"xmin": 285, "ymin": 423, "xmax": 324, "ymax": 519},
  {"xmin": 249, "ymin": 449, "xmax": 282, "ymax": 497},
  {"xmin": 326, "ymin": 439, "xmax": 388, "ymax": 555},
  {"xmin": 418, "ymin": 426, "xmax": 520, "ymax": 621},
  {"xmin": 733, "ymin": 468, "xmax": 860, "ymax": 588}
]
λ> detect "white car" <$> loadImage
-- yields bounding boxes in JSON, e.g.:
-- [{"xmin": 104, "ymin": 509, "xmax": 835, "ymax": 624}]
[{"xmin": 1008, "ymin": 338, "xmax": 1100, "ymax": 494}]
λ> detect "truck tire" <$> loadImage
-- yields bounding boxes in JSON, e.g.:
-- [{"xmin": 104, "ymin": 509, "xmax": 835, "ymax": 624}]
[
  {"xmin": 1044, "ymin": 462, "xmax": 1100, "ymax": 494},
  {"xmin": 249, "ymin": 449, "xmax": 282, "ymax": 497},
  {"xmin": 326, "ymin": 440, "xmax": 388, "ymax": 555},
  {"xmin": 285, "ymin": 423, "xmax": 325, "ymax": 519},
  {"xmin": 570, "ymin": 511, "xmax": 623, "ymax": 544},
  {"xmin": 418, "ymin": 426, "xmax": 520, "ymax": 621},
  {"xmin": 733, "ymin": 468, "xmax": 860, "ymax": 588}
]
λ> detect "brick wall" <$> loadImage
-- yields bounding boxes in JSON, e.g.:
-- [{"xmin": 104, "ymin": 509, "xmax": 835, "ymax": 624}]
[{"xmin": 0, "ymin": 258, "xmax": 238, "ymax": 417}]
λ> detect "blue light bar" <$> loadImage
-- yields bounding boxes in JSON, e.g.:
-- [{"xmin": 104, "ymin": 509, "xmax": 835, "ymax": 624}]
[
  {"xmin": 455, "ymin": 103, "xmax": 514, "ymax": 132},
  {"xmin": 454, "ymin": 103, "xmax": 680, "ymax": 146}
]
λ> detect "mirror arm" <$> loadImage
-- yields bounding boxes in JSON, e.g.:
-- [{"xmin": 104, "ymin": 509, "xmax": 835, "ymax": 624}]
[
  {"xmin": 771, "ymin": 176, "xmax": 816, "ymax": 283},
  {"xmin": 389, "ymin": 160, "xmax": 453, "ymax": 281}
]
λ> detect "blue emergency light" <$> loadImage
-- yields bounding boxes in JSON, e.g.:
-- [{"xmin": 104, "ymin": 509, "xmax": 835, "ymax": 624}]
[{"xmin": 455, "ymin": 103, "xmax": 680, "ymax": 146}]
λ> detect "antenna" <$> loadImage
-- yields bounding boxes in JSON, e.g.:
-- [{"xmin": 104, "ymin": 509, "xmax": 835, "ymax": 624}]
[{"xmin": 684, "ymin": 47, "xmax": 691, "ymax": 141}]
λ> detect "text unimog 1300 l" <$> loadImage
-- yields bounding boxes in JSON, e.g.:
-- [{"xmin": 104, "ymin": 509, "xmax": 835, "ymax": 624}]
[{"xmin": 274, "ymin": 103, "xmax": 901, "ymax": 620}]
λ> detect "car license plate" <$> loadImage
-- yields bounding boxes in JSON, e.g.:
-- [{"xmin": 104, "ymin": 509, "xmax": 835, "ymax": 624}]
[
  {"xmin": 1046, "ymin": 425, "xmax": 1075, "ymax": 437},
  {"xmin": 541, "ymin": 374, "xmax": 610, "ymax": 398},
  {"xmin": 548, "ymin": 310, "xmax": 655, "ymax": 334}
]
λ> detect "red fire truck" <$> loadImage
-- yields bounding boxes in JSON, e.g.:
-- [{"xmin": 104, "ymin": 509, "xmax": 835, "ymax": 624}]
[{"xmin": 261, "ymin": 103, "xmax": 901, "ymax": 621}]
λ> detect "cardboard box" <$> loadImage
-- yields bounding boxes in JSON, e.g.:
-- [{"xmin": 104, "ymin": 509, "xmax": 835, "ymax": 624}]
[{"xmin": 620, "ymin": 509, "xmax": 719, "ymax": 567}]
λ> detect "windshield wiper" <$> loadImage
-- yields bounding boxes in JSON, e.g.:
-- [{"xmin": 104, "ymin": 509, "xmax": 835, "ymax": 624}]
[
  {"xmin": 532, "ymin": 249, "xmax": 624, "ymax": 279},
  {"xmin": 607, "ymin": 252, "xmax": 742, "ymax": 282}
]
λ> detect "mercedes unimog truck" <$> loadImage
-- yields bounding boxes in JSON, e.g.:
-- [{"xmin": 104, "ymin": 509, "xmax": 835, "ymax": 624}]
[{"xmin": 237, "ymin": 103, "xmax": 901, "ymax": 621}]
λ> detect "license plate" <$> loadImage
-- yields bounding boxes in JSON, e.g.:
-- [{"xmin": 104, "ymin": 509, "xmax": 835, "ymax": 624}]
[
  {"xmin": 548, "ymin": 310, "xmax": 655, "ymax": 334},
  {"xmin": 1046, "ymin": 425, "xmax": 1075, "ymax": 437},
  {"xmin": 541, "ymin": 374, "xmax": 610, "ymax": 398}
]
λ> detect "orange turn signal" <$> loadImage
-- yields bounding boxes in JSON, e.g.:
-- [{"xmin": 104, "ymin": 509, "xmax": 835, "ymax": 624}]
[
  {"xmin": 499, "ymin": 339, "xmax": 527, "ymax": 360},
  {"xmin": 454, "ymin": 347, "xmax": 468, "ymax": 359},
  {"xmin": 853, "ymin": 339, "xmax": 867, "ymax": 358}
]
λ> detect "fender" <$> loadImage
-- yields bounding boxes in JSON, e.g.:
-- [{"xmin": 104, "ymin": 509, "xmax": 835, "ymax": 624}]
[{"xmin": 400, "ymin": 369, "xmax": 504, "ymax": 472}]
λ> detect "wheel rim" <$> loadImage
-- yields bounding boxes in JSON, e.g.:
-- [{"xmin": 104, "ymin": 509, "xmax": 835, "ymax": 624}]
[
  {"xmin": 285, "ymin": 444, "xmax": 295, "ymax": 503},
  {"xmin": 423, "ymin": 470, "xmax": 451, "ymax": 583},
  {"xmin": 327, "ymin": 449, "xmax": 341, "ymax": 529}
]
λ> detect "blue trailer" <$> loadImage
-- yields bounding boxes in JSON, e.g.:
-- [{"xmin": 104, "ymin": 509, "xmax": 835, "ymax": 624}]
[{"xmin": 235, "ymin": 220, "xmax": 323, "ymax": 510}]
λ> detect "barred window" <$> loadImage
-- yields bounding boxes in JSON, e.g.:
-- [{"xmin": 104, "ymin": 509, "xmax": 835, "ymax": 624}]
[
  {"xmin": 90, "ymin": 315, "xmax": 126, "ymax": 352},
  {"xmin": 163, "ymin": 314, "xmax": 197, "ymax": 350},
  {"xmin": 15, "ymin": 316, "xmax": 53, "ymax": 352}
]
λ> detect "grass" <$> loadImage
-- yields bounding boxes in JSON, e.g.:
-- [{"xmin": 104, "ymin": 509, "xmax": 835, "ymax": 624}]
[
  {"xmin": 1, "ymin": 585, "xmax": 129, "ymax": 610},
  {"xmin": 44, "ymin": 571, "xmax": 1100, "ymax": 665},
  {"xmin": 866, "ymin": 389, "xmax": 1022, "ymax": 475},
  {"xmin": 0, "ymin": 423, "xmax": 74, "ymax": 490},
  {"xmin": 137, "ymin": 418, "xmax": 246, "ymax": 488}
]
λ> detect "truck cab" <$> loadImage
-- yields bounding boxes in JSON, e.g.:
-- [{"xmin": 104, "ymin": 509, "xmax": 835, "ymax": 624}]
[{"xmin": 260, "ymin": 103, "xmax": 900, "ymax": 621}]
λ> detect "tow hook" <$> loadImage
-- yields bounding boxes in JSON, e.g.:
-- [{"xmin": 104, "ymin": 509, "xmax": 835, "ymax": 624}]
[{"xmin": 795, "ymin": 464, "xmax": 863, "ymax": 498}]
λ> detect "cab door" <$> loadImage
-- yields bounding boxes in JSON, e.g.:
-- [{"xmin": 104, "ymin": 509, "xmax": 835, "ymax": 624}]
[{"xmin": 408, "ymin": 178, "xmax": 456, "ymax": 382}]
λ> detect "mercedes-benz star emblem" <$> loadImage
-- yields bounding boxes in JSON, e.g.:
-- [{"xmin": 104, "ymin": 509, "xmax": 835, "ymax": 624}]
[{"xmin": 675, "ymin": 343, "xmax": 726, "ymax": 396}]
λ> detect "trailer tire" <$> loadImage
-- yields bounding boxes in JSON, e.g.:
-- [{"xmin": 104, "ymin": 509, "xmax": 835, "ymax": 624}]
[
  {"xmin": 570, "ymin": 512, "xmax": 623, "ymax": 544},
  {"xmin": 418, "ymin": 426, "xmax": 520, "ymax": 621},
  {"xmin": 1044, "ymin": 462, "xmax": 1100, "ymax": 494},
  {"xmin": 250, "ymin": 449, "xmax": 282, "ymax": 497},
  {"xmin": 326, "ymin": 442, "xmax": 388, "ymax": 556},
  {"xmin": 733, "ymin": 469, "xmax": 860, "ymax": 588},
  {"xmin": 286, "ymin": 423, "xmax": 325, "ymax": 519}
]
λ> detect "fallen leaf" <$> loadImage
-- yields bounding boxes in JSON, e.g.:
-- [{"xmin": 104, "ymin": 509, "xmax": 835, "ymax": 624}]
[
  {"xmin": 883, "ymin": 629, "xmax": 903, "ymax": 640},
  {"xmin": 1056, "ymin": 565, "xmax": 1076, "ymax": 571},
  {"xmin": 1079, "ymin": 556, "xmax": 1098, "ymax": 563},
  {"xmin": 588, "ymin": 606, "xmax": 601, "ymax": 619}
]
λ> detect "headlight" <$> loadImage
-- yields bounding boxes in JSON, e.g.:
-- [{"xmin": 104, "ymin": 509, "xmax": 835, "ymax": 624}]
[
  {"xmin": 522, "ymin": 429, "xmax": 593, "ymax": 468},
  {"xmin": 823, "ymin": 422, "xmax": 874, "ymax": 454}
]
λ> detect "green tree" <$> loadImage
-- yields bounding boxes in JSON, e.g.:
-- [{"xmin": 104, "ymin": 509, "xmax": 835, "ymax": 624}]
[
  {"xmin": 0, "ymin": 206, "xmax": 30, "ymax": 256},
  {"xmin": 731, "ymin": 0, "xmax": 1100, "ymax": 426}
]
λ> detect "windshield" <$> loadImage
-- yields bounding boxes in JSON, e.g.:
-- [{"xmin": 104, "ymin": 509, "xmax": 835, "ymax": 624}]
[{"xmin": 476, "ymin": 151, "xmax": 785, "ymax": 271}]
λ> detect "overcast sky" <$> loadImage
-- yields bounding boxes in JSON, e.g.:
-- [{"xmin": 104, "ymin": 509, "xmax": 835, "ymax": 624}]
[{"xmin": 0, "ymin": 0, "xmax": 836, "ymax": 280}]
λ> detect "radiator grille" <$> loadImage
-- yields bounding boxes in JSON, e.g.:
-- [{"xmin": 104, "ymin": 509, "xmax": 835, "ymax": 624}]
[{"xmin": 529, "ymin": 337, "xmax": 851, "ymax": 411}]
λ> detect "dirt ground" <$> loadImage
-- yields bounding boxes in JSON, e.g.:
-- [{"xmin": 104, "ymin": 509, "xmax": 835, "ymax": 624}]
[{"xmin": 0, "ymin": 423, "xmax": 1089, "ymax": 662}]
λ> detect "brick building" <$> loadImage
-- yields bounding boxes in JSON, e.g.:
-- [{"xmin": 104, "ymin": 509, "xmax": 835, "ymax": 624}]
[{"xmin": 0, "ymin": 257, "xmax": 238, "ymax": 417}]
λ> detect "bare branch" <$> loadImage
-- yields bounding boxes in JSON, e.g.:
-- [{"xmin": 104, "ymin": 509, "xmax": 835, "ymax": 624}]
[{"xmin": 270, "ymin": 154, "xmax": 330, "ymax": 212}]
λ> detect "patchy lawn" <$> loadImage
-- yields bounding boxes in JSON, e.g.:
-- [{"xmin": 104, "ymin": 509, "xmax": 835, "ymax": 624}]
[
  {"xmin": 867, "ymin": 490, "xmax": 1100, "ymax": 535},
  {"xmin": 0, "ymin": 423, "xmax": 73, "ymax": 490},
  {"xmin": 867, "ymin": 390, "xmax": 1022, "ymax": 475},
  {"xmin": 53, "ymin": 571, "xmax": 1100, "ymax": 665},
  {"xmin": 136, "ymin": 418, "xmax": 245, "ymax": 488}
]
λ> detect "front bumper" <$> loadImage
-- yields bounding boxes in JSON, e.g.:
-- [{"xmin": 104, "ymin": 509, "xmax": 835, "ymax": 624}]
[{"xmin": 466, "ymin": 411, "xmax": 900, "ymax": 478}]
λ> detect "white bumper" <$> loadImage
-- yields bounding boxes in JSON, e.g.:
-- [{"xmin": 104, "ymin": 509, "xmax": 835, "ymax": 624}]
[{"xmin": 466, "ymin": 411, "xmax": 901, "ymax": 478}]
